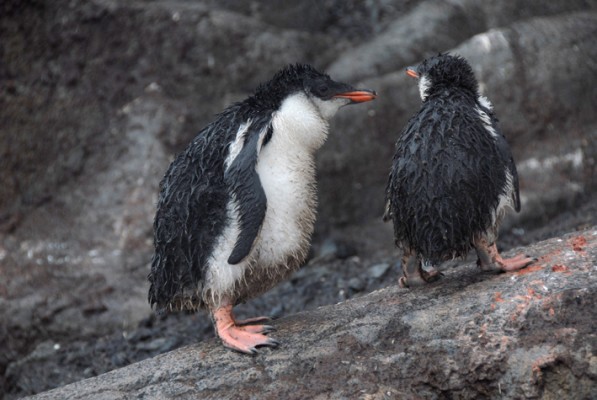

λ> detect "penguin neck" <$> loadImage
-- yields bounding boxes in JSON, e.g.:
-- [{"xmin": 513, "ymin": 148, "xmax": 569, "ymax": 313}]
[{"xmin": 270, "ymin": 92, "xmax": 330, "ymax": 153}]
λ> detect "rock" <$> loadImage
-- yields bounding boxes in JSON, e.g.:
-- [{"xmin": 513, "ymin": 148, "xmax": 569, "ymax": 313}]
[
  {"xmin": 328, "ymin": 0, "xmax": 597, "ymax": 81},
  {"xmin": 135, "ymin": 338, "xmax": 179, "ymax": 353},
  {"xmin": 328, "ymin": 0, "xmax": 486, "ymax": 82},
  {"xmin": 368, "ymin": 262, "xmax": 391, "ymax": 279},
  {"xmin": 313, "ymin": 237, "xmax": 358, "ymax": 261},
  {"xmin": 0, "ymin": 0, "xmax": 333, "ymax": 214},
  {"xmin": 26, "ymin": 228, "xmax": 597, "ymax": 399},
  {"xmin": 348, "ymin": 277, "xmax": 366, "ymax": 292}
]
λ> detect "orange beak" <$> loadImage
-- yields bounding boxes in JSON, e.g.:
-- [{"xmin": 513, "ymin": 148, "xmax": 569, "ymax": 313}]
[
  {"xmin": 406, "ymin": 68, "xmax": 419, "ymax": 79},
  {"xmin": 334, "ymin": 90, "xmax": 377, "ymax": 103}
]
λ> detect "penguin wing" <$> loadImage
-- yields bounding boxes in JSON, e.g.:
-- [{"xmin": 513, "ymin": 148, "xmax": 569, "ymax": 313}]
[
  {"xmin": 479, "ymin": 102, "xmax": 521, "ymax": 212},
  {"xmin": 493, "ymin": 121, "xmax": 521, "ymax": 212},
  {"xmin": 224, "ymin": 121, "xmax": 271, "ymax": 264}
]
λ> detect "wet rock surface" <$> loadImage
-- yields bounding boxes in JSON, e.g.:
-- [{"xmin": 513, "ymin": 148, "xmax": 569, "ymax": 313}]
[
  {"xmin": 26, "ymin": 229, "xmax": 597, "ymax": 400},
  {"xmin": 1, "ymin": 0, "xmax": 596, "ymax": 398}
]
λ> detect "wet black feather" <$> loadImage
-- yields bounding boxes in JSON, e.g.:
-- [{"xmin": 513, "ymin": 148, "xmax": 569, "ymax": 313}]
[
  {"xmin": 148, "ymin": 64, "xmax": 336, "ymax": 311},
  {"xmin": 385, "ymin": 54, "xmax": 519, "ymax": 263}
]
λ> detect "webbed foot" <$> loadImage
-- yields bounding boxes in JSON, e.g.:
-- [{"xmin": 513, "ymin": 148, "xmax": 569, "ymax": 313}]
[
  {"xmin": 399, "ymin": 251, "xmax": 442, "ymax": 288},
  {"xmin": 475, "ymin": 238, "xmax": 535, "ymax": 272},
  {"xmin": 213, "ymin": 306, "xmax": 279, "ymax": 355}
]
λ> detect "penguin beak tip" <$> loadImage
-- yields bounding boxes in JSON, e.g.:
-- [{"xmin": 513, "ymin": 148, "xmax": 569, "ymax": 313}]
[{"xmin": 406, "ymin": 68, "xmax": 419, "ymax": 79}]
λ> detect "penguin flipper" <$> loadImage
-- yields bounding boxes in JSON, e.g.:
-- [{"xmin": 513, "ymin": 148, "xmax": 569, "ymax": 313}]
[
  {"xmin": 225, "ymin": 122, "xmax": 269, "ymax": 264},
  {"xmin": 494, "ymin": 128, "xmax": 521, "ymax": 212},
  {"xmin": 480, "ymin": 102, "xmax": 521, "ymax": 213}
]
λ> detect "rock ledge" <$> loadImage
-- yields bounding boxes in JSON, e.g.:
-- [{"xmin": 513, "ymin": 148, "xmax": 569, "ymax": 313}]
[{"xmin": 28, "ymin": 228, "xmax": 597, "ymax": 400}]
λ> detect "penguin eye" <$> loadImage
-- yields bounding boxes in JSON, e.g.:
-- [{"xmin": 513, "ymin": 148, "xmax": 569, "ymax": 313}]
[{"xmin": 316, "ymin": 84, "xmax": 330, "ymax": 97}]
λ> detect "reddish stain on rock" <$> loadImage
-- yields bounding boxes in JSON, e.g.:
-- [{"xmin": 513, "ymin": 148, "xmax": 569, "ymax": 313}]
[
  {"xmin": 570, "ymin": 235, "xmax": 587, "ymax": 252},
  {"xmin": 552, "ymin": 264, "xmax": 570, "ymax": 273},
  {"xmin": 494, "ymin": 292, "xmax": 504, "ymax": 302},
  {"xmin": 537, "ymin": 249, "xmax": 562, "ymax": 264},
  {"xmin": 515, "ymin": 264, "xmax": 543, "ymax": 275},
  {"xmin": 527, "ymin": 287, "xmax": 543, "ymax": 300}
]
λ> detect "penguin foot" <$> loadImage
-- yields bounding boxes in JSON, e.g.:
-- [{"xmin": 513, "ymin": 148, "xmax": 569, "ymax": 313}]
[
  {"xmin": 496, "ymin": 253, "xmax": 536, "ymax": 272},
  {"xmin": 475, "ymin": 241, "xmax": 535, "ymax": 272},
  {"xmin": 399, "ymin": 251, "xmax": 441, "ymax": 288},
  {"xmin": 213, "ymin": 305, "xmax": 279, "ymax": 355},
  {"xmin": 399, "ymin": 268, "xmax": 441, "ymax": 288}
]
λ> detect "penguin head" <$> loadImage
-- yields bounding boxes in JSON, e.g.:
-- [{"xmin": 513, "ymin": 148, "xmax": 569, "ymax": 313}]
[
  {"xmin": 301, "ymin": 69, "xmax": 377, "ymax": 120},
  {"xmin": 406, "ymin": 54, "xmax": 479, "ymax": 101},
  {"xmin": 253, "ymin": 64, "xmax": 376, "ymax": 120}
]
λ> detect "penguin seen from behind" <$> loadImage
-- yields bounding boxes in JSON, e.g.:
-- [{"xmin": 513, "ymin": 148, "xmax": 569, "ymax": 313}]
[
  {"xmin": 384, "ymin": 54, "xmax": 534, "ymax": 288},
  {"xmin": 149, "ymin": 64, "xmax": 376, "ymax": 354}
]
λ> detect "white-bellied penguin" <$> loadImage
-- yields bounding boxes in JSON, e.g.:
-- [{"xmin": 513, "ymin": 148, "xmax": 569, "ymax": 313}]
[
  {"xmin": 149, "ymin": 64, "xmax": 376, "ymax": 353},
  {"xmin": 384, "ymin": 53, "xmax": 534, "ymax": 288}
]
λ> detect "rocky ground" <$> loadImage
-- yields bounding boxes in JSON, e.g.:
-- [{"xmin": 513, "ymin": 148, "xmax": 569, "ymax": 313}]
[
  {"xmin": 1, "ymin": 0, "xmax": 596, "ymax": 398},
  {"xmin": 24, "ymin": 228, "xmax": 597, "ymax": 400}
]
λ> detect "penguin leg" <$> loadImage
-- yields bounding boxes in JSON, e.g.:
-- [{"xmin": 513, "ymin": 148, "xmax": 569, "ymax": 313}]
[
  {"xmin": 474, "ymin": 236, "xmax": 535, "ymax": 272},
  {"xmin": 398, "ymin": 250, "xmax": 441, "ymax": 288},
  {"xmin": 212, "ymin": 304, "xmax": 279, "ymax": 355}
]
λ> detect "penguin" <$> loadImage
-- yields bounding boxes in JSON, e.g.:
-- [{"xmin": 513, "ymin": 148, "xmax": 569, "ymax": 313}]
[
  {"xmin": 384, "ymin": 53, "xmax": 534, "ymax": 288},
  {"xmin": 148, "ymin": 64, "xmax": 376, "ymax": 354}
]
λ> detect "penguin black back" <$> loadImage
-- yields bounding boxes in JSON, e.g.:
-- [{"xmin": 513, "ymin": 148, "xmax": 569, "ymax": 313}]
[
  {"xmin": 149, "ymin": 105, "xmax": 242, "ymax": 311},
  {"xmin": 386, "ymin": 54, "xmax": 513, "ymax": 264}
]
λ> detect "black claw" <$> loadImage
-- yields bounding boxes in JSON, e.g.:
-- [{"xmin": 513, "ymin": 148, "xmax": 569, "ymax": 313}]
[{"xmin": 261, "ymin": 325, "xmax": 276, "ymax": 333}]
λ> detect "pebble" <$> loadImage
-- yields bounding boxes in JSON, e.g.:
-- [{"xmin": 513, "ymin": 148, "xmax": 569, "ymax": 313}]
[
  {"xmin": 318, "ymin": 238, "xmax": 357, "ymax": 260},
  {"xmin": 368, "ymin": 262, "xmax": 391, "ymax": 279},
  {"xmin": 348, "ymin": 277, "xmax": 365, "ymax": 292},
  {"xmin": 136, "ymin": 337, "xmax": 179, "ymax": 352}
]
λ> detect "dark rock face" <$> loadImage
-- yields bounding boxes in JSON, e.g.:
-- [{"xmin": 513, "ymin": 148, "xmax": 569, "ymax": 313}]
[
  {"xmin": 0, "ymin": 0, "xmax": 332, "ymax": 214},
  {"xmin": 1, "ymin": 0, "xmax": 596, "ymax": 398},
  {"xmin": 26, "ymin": 230, "xmax": 597, "ymax": 400},
  {"xmin": 320, "ymin": 10, "xmax": 597, "ymax": 228}
]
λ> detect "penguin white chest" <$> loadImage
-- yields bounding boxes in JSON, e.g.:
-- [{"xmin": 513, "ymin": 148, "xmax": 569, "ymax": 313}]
[
  {"xmin": 254, "ymin": 93, "xmax": 329, "ymax": 264},
  {"xmin": 255, "ymin": 142, "xmax": 317, "ymax": 264},
  {"xmin": 203, "ymin": 93, "xmax": 332, "ymax": 304}
]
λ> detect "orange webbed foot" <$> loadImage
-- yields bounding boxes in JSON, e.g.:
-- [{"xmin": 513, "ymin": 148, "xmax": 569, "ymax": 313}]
[
  {"xmin": 213, "ymin": 306, "xmax": 279, "ymax": 355},
  {"xmin": 475, "ymin": 239, "xmax": 536, "ymax": 272},
  {"xmin": 497, "ymin": 253, "xmax": 536, "ymax": 271}
]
